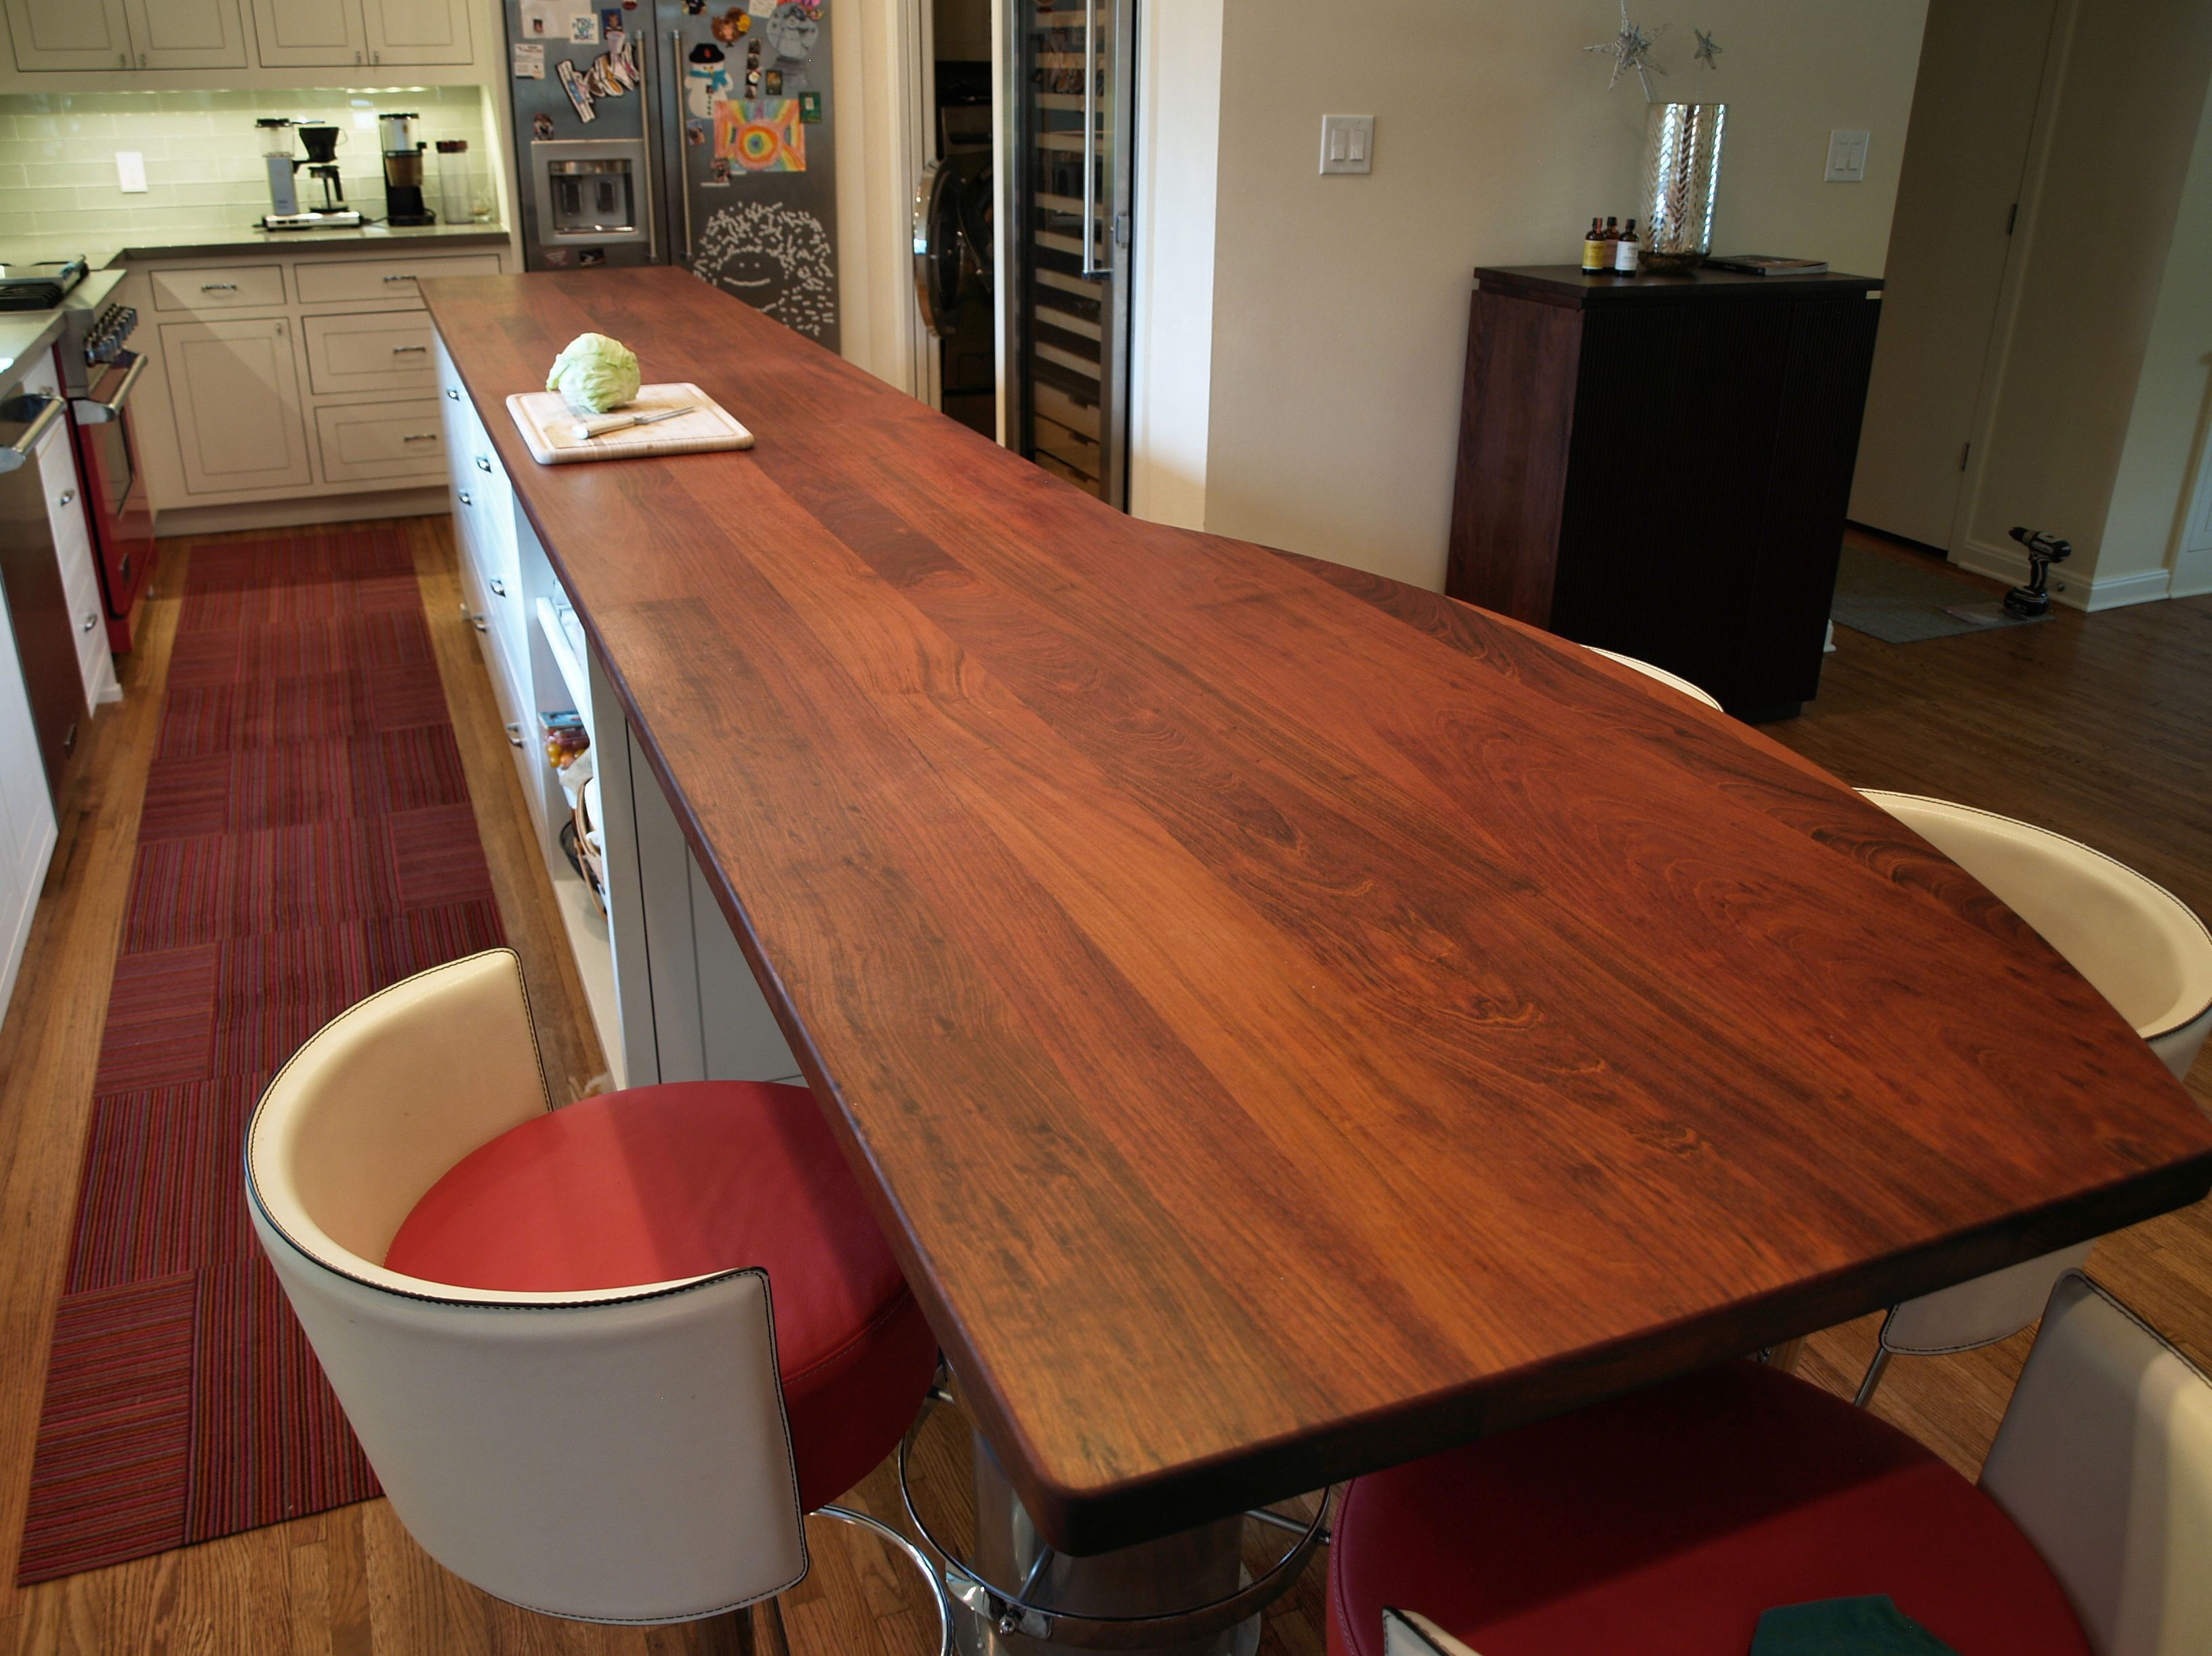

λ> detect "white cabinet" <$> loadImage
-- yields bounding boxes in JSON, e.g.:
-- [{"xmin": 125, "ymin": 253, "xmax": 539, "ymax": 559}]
[
  {"xmin": 0, "ymin": 573, "xmax": 58, "ymax": 1025},
  {"xmin": 18, "ymin": 356, "xmax": 117, "ymax": 710},
  {"xmin": 119, "ymin": 0, "xmax": 247, "ymax": 67},
  {"xmin": 302, "ymin": 311, "xmax": 435, "ymax": 395},
  {"xmin": 249, "ymin": 0, "xmax": 466, "ymax": 66},
  {"xmin": 246, "ymin": 0, "xmax": 363, "ymax": 66},
  {"xmin": 312, "ymin": 398, "xmax": 445, "ymax": 482},
  {"xmin": 3, "ymin": 0, "xmax": 131, "ymax": 70},
  {"xmin": 158, "ymin": 316, "xmax": 312, "ymax": 495},
  {"xmin": 363, "ymin": 0, "xmax": 468, "ymax": 66},
  {"xmin": 8, "ymin": 0, "xmax": 249, "ymax": 70}
]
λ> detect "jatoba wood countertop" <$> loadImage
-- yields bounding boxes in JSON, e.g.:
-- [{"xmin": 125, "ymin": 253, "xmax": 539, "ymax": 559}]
[{"xmin": 422, "ymin": 268, "xmax": 2212, "ymax": 1555}]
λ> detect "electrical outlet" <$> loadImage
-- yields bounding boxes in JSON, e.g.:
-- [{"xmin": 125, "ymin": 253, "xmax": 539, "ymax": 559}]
[
  {"xmin": 115, "ymin": 151, "xmax": 146, "ymax": 193},
  {"xmin": 1824, "ymin": 129, "xmax": 1869, "ymax": 183},
  {"xmin": 1319, "ymin": 115, "xmax": 1374, "ymax": 175}
]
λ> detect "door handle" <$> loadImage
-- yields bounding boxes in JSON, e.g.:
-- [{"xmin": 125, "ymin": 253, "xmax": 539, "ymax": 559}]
[
  {"xmin": 1080, "ymin": 0, "xmax": 1109, "ymax": 280},
  {"xmin": 670, "ymin": 30, "xmax": 693, "ymax": 262},
  {"xmin": 0, "ymin": 394, "xmax": 64, "ymax": 472},
  {"xmin": 70, "ymin": 350, "xmax": 145, "ymax": 424}
]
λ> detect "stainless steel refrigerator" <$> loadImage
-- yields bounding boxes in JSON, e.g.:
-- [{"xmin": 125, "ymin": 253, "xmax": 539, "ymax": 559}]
[
  {"xmin": 1000, "ymin": 0, "xmax": 1133, "ymax": 506},
  {"xmin": 506, "ymin": 0, "xmax": 842, "ymax": 351}
]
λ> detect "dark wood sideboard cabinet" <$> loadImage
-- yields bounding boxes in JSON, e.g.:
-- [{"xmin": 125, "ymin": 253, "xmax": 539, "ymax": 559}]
[{"xmin": 1447, "ymin": 266, "xmax": 1883, "ymax": 720}]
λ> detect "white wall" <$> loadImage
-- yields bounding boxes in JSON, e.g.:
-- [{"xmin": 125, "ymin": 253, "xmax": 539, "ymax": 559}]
[
  {"xmin": 832, "ymin": 0, "xmax": 933, "ymax": 396},
  {"xmin": 1162, "ymin": 1, "xmax": 1929, "ymax": 592}
]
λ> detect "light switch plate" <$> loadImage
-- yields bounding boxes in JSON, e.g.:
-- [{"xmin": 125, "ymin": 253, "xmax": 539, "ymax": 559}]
[
  {"xmin": 1319, "ymin": 114, "xmax": 1374, "ymax": 175},
  {"xmin": 1824, "ymin": 129, "xmax": 1870, "ymax": 183},
  {"xmin": 115, "ymin": 151, "xmax": 146, "ymax": 193}
]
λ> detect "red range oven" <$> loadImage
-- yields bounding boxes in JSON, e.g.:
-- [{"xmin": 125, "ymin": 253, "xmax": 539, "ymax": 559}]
[{"xmin": 56, "ymin": 289, "xmax": 156, "ymax": 651}]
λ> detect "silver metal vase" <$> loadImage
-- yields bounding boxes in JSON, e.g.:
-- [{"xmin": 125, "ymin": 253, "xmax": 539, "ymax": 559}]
[{"xmin": 1638, "ymin": 102, "xmax": 1725, "ymax": 272}]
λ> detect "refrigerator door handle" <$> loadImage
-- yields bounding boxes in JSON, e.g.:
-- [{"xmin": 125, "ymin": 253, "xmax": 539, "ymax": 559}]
[
  {"xmin": 670, "ymin": 28, "xmax": 694, "ymax": 264},
  {"xmin": 637, "ymin": 27, "xmax": 659, "ymax": 262},
  {"xmin": 1080, "ymin": 0, "xmax": 1107, "ymax": 279}
]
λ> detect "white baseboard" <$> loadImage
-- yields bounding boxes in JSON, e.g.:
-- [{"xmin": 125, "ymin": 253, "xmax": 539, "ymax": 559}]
[
  {"xmin": 1953, "ymin": 538, "xmax": 2173, "ymax": 612},
  {"xmin": 151, "ymin": 489, "xmax": 447, "ymax": 539}
]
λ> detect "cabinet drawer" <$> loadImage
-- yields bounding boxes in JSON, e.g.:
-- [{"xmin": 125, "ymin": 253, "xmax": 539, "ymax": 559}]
[
  {"xmin": 293, "ymin": 253, "xmax": 501, "ymax": 306},
  {"xmin": 150, "ymin": 264, "xmax": 287, "ymax": 312},
  {"xmin": 302, "ymin": 311, "xmax": 436, "ymax": 394},
  {"xmin": 312, "ymin": 398, "xmax": 447, "ymax": 482}
]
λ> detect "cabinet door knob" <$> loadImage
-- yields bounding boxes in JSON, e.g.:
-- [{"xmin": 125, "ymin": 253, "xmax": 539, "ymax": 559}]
[
  {"xmin": 457, "ymin": 490, "xmax": 473, "ymax": 505},
  {"xmin": 505, "ymin": 723, "xmax": 525, "ymax": 748},
  {"xmin": 82, "ymin": 613, "xmax": 98, "ymax": 633},
  {"xmin": 445, "ymin": 387, "xmax": 461, "ymax": 400},
  {"xmin": 474, "ymin": 456, "xmax": 493, "ymax": 473},
  {"xmin": 472, "ymin": 615, "xmax": 489, "ymax": 634},
  {"xmin": 488, "ymin": 578, "xmax": 507, "ymax": 597},
  {"xmin": 58, "ymin": 489, "xmax": 73, "ymax": 508}
]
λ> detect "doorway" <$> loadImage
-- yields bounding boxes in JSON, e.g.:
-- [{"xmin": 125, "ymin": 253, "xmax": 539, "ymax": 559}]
[
  {"xmin": 1849, "ymin": 0, "xmax": 2063, "ymax": 551},
  {"xmin": 918, "ymin": 0, "xmax": 998, "ymax": 438}
]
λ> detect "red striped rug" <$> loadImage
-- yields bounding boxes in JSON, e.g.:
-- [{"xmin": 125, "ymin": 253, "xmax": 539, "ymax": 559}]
[{"xmin": 16, "ymin": 527, "xmax": 507, "ymax": 1583}]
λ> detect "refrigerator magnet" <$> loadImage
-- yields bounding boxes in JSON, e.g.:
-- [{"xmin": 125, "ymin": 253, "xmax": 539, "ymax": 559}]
[
  {"xmin": 683, "ymin": 0, "xmax": 705, "ymax": 12},
  {"xmin": 687, "ymin": 121, "xmax": 708, "ymax": 146},
  {"xmin": 711, "ymin": 7, "xmax": 749, "ymax": 41},
  {"xmin": 798, "ymin": 89, "xmax": 822, "ymax": 122},
  {"xmin": 533, "ymin": 111, "xmax": 557, "ymax": 140},
  {"xmin": 764, "ymin": 68, "xmax": 781, "ymax": 95},
  {"xmin": 567, "ymin": 12, "xmax": 600, "ymax": 44},
  {"xmin": 600, "ymin": 7, "xmax": 621, "ymax": 31},
  {"xmin": 556, "ymin": 56, "xmax": 597, "ymax": 121},
  {"xmin": 512, "ymin": 42, "xmax": 546, "ymax": 78}
]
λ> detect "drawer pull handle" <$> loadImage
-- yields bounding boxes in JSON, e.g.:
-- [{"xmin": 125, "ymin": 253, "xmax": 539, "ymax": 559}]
[
  {"xmin": 384, "ymin": 274, "xmax": 417, "ymax": 284},
  {"xmin": 457, "ymin": 490, "xmax": 472, "ymax": 505},
  {"xmin": 488, "ymin": 578, "xmax": 507, "ymax": 597},
  {"xmin": 200, "ymin": 283, "xmax": 237, "ymax": 292},
  {"xmin": 445, "ymin": 388, "xmax": 461, "ymax": 400},
  {"xmin": 505, "ymin": 722, "xmax": 526, "ymax": 748},
  {"xmin": 474, "ymin": 456, "xmax": 493, "ymax": 473},
  {"xmin": 391, "ymin": 344, "xmax": 428, "ymax": 355},
  {"xmin": 402, "ymin": 432, "xmax": 437, "ymax": 442},
  {"xmin": 472, "ymin": 615, "xmax": 489, "ymax": 634},
  {"xmin": 81, "ymin": 613, "xmax": 98, "ymax": 633},
  {"xmin": 58, "ymin": 489, "xmax": 73, "ymax": 508}
]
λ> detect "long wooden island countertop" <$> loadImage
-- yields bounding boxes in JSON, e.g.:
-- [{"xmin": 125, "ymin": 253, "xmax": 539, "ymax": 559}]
[{"xmin": 421, "ymin": 268, "xmax": 2212, "ymax": 1555}]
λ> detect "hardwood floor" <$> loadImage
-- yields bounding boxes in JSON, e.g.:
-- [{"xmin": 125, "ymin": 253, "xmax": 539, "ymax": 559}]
[{"xmin": 0, "ymin": 516, "xmax": 2204, "ymax": 1653}]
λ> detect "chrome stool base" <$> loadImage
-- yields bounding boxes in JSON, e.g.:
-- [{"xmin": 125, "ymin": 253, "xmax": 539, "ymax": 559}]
[{"xmin": 898, "ymin": 1388, "xmax": 1325, "ymax": 1655}]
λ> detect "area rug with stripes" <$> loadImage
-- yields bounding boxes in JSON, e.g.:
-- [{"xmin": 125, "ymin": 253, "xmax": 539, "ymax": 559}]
[{"xmin": 16, "ymin": 527, "xmax": 508, "ymax": 1583}]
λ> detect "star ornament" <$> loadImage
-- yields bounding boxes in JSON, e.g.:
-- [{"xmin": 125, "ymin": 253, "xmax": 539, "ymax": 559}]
[
  {"xmin": 1584, "ymin": 1, "xmax": 1668, "ymax": 100},
  {"xmin": 1694, "ymin": 28, "xmax": 1722, "ymax": 70}
]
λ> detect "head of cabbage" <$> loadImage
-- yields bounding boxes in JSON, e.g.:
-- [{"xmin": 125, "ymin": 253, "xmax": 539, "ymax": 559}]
[{"xmin": 546, "ymin": 333, "xmax": 641, "ymax": 415}]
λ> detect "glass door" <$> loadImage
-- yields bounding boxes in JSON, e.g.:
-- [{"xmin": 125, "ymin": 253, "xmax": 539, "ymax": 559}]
[{"xmin": 1005, "ymin": 0, "xmax": 1132, "ymax": 505}]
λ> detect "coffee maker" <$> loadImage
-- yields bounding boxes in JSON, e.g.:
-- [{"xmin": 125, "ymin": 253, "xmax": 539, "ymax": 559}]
[
  {"xmin": 378, "ymin": 112, "xmax": 437, "ymax": 227},
  {"xmin": 260, "ymin": 119, "xmax": 362, "ymax": 230}
]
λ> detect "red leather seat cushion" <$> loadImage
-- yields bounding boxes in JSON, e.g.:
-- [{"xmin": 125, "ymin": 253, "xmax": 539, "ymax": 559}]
[
  {"xmin": 384, "ymin": 1080, "xmax": 939, "ymax": 1512},
  {"xmin": 1326, "ymin": 1360, "xmax": 2091, "ymax": 1656}
]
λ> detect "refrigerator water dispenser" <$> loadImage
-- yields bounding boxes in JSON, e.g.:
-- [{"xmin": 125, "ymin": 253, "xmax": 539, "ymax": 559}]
[{"xmin": 530, "ymin": 140, "xmax": 650, "ymax": 245}]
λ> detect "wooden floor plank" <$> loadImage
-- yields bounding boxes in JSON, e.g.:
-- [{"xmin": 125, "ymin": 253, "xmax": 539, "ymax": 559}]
[{"xmin": 0, "ymin": 514, "xmax": 2206, "ymax": 1653}]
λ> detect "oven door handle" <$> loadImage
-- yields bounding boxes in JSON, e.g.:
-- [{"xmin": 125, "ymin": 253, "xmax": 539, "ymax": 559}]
[
  {"xmin": 0, "ymin": 392, "xmax": 65, "ymax": 472},
  {"xmin": 70, "ymin": 349, "xmax": 146, "ymax": 425}
]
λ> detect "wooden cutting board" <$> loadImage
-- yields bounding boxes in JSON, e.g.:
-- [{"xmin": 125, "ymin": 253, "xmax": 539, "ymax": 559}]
[{"xmin": 506, "ymin": 382, "xmax": 754, "ymax": 465}]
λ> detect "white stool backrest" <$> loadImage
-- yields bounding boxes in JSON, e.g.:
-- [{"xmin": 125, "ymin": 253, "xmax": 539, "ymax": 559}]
[
  {"xmin": 1982, "ymin": 1273, "xmax": 2212, "ymax": 1656},
  {"xmin": 1585, "ymin": 648, "xmax": 1725, "ymax": 711},
  {"xmin": 1879, "ymin": 1241, "xmax": 2094, "ymax": 1357},
  {"xmin": 1860, "ymin": 793, "xmax": 2212, "ymax": 1079},
  {"xmin": 246, "ymin": 949, "xmax": 808, "ymax": 1624}
]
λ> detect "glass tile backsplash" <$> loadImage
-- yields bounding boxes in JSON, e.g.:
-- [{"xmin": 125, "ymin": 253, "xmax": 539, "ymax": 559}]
[{"xmin": 0, "ymin": 86, "xmax": 495, "ymax": 247}]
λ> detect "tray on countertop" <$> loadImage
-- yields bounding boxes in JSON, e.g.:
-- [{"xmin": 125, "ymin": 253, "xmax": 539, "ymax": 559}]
[{"xmin": 506, "ymin": 382, "xmax": 754, "ymax": 465}]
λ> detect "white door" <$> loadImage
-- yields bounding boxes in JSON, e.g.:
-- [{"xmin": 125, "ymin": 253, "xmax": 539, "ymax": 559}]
[
  {"xmin": 3, "ymin": 0, "xmax": 132, "ymax": 69},
  {"xmin": 159, "ymin": 316, "xmax": 313, "ymax": 495},
  {"xmin": 0, "ymin": 579, "xmax": 58, "ymax": 1029},
  {"xmin": 247, "ymin": 0, "xmax": 364, "ymax": 66},
  {"xmin": 119, "ymin": 0, "xmax": 248, "ymax": 67},
  {"xmin": 361, "ymin": 0, "xmax": 468, "ymax": 65},
  {"xmin": 1849, "ymin": 0, "xmax": 2059, "ymax": 550}
]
